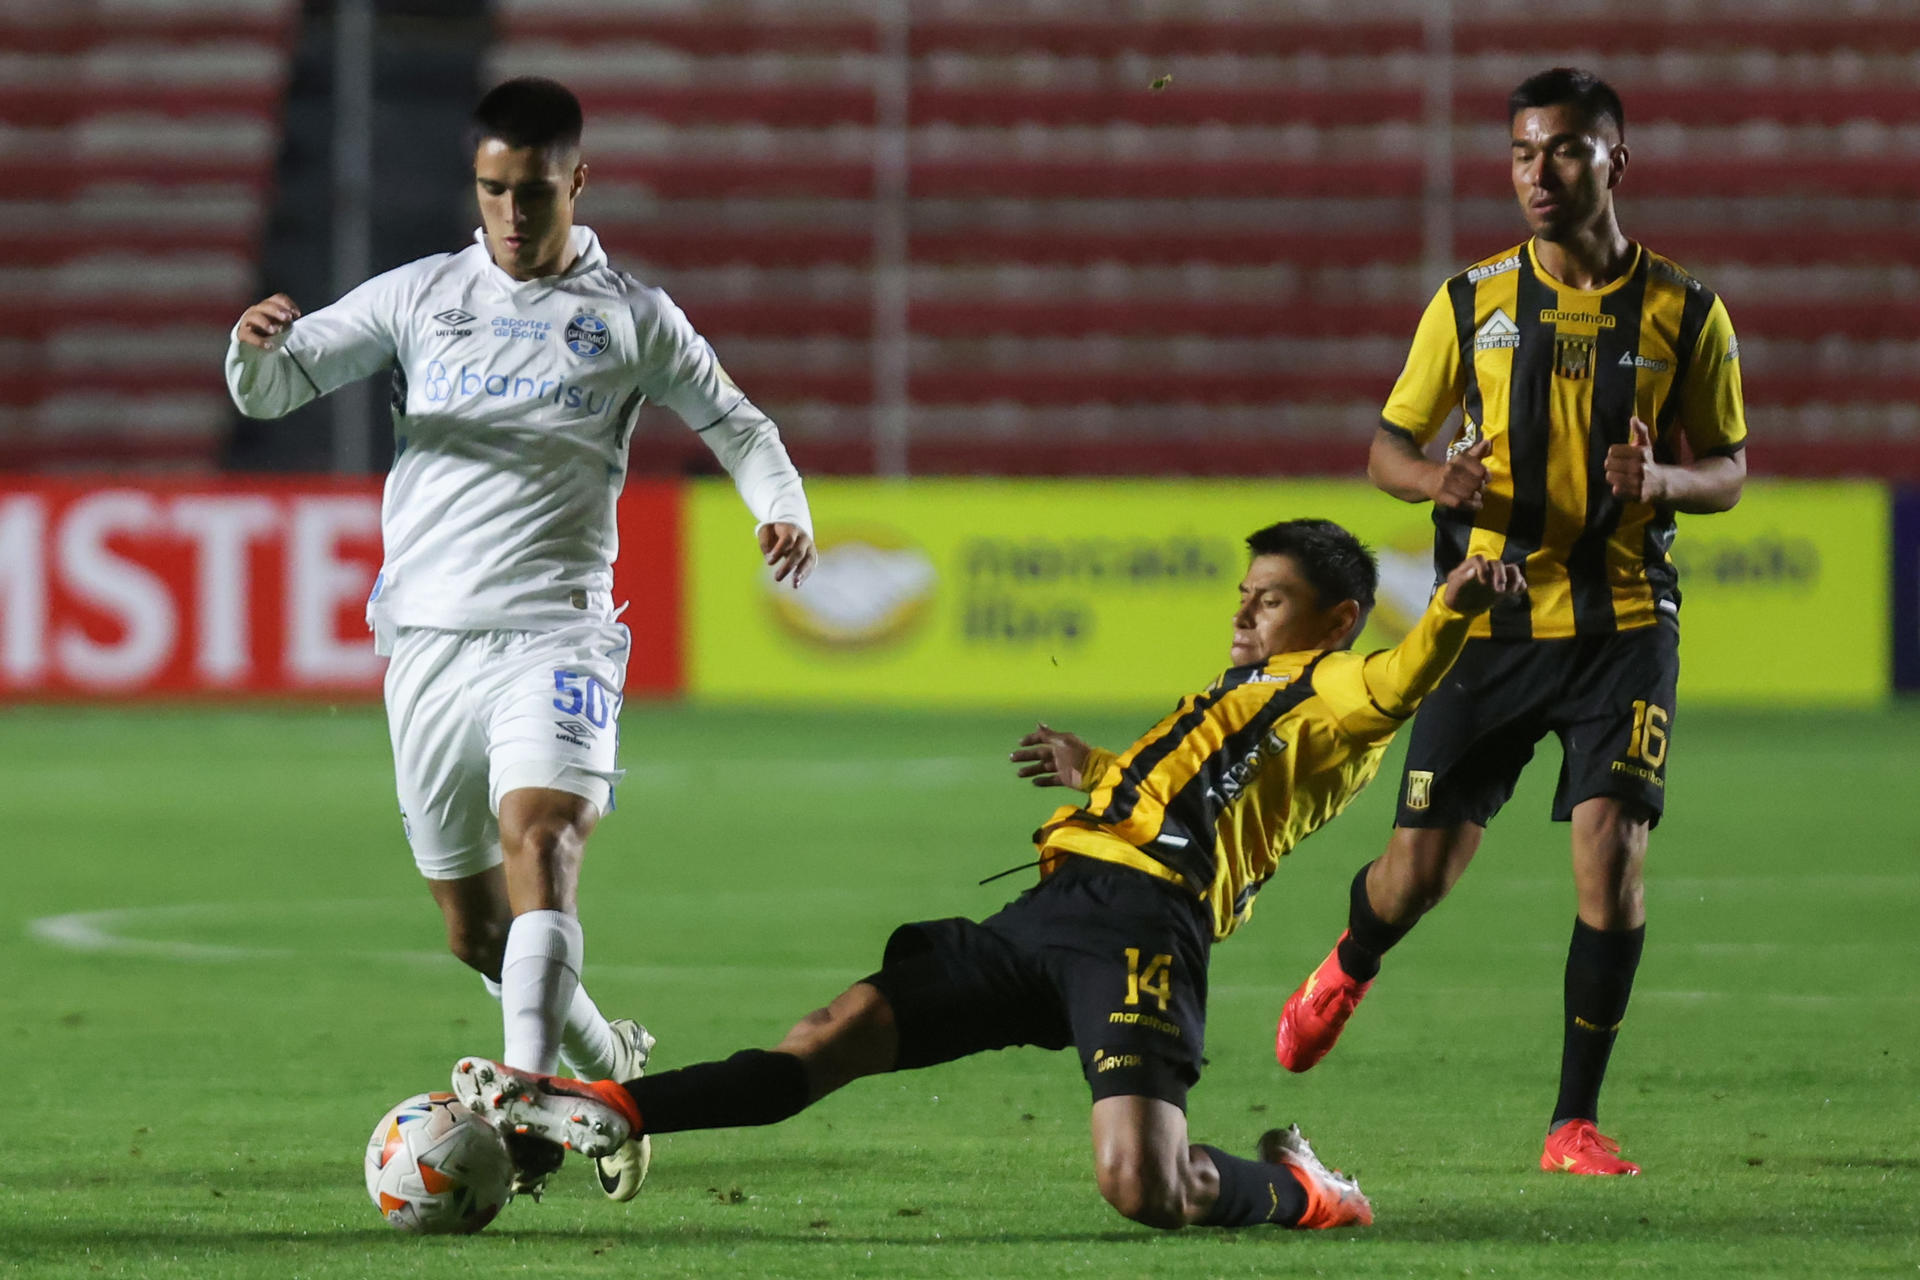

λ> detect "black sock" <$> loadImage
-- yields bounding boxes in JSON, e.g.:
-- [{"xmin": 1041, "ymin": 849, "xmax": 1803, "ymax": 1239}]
[
  {"xmin": 1335, "ymin": 862, "xmax": 1412, "ymax": 983},
  {"xmin": 1196, "ymin": 1146, "xmax": 1309, "ymax": 1227},
  {"xmin": 1552, "ymin": 919, "xmax": 1646, "ymax": 1127},
  {"xmin": 620, "ymin": 1049, "xmax": 813, "ymax": 1135}
]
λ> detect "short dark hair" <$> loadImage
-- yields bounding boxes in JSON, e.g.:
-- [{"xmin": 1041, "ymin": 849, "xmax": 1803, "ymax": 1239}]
[
  {"xmin": 1244, "ymin": 518, "xmax": 1378, "ymax": 616},
  {"xmin": 1508, "ymin": 67, "xmax": 1625, "ymax": 140},
  {"xmin": 470, "ymin": 77, "xmax": 583, "ymax": 154}
]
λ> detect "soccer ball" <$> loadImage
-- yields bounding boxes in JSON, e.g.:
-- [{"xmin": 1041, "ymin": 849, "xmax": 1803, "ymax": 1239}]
[{"xmin": 363, "ymin": 1091, "xmax": 514, "ymax": 1234}]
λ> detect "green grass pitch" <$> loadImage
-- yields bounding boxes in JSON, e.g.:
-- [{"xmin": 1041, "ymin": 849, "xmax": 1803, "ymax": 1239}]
[{"xmin": 2, "ymin": 702, "xmax": 1915, "ymax": 1278}]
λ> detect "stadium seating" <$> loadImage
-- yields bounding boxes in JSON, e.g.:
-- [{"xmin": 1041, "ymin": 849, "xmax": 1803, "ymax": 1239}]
[
  {"xmin": 0, "ymin": 0, "xmax": 298, "ymax": 468},
  {"xmin": 5, "ymin": 1, "xmax": 1912, "ymax": 475},
  {"xmin": 491, "ymin": 0, "xmax": 1920, "ymax": 477}
]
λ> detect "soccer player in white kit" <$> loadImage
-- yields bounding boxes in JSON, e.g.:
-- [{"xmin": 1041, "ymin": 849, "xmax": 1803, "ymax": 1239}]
[{"xmin": 224, "ymin": 78, "xmax": 817, "ymax": 1203}]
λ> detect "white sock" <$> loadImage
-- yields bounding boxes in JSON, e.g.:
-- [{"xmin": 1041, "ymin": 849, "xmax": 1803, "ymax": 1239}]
[
  {"xmin": 482, "ymin": 968, "xmax": 617, "ymax": 1076},
  {"xmin": 499, "ymin": 910, "xmax": 583, "ymax": 1074},
  {"xmin": 558, "ymin": 984, "xmax": 619, "ymax": 1078}
]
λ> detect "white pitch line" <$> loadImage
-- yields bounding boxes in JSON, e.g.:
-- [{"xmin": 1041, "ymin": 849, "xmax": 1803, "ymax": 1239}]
[
  {"xmin": 26, "ymin": 904, "xmax": 449, "ymax": 965},
  {"xmin": 23, "ymin": 901, "xmax": 856, "ymax": 984}
]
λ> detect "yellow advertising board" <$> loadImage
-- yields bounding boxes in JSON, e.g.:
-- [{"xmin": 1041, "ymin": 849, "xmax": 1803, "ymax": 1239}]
[
  {"xmin": 1665, "ymin": 480, "xmax": 1887, "ymax": 704},
  {"xmin": 687, "ymin": 479, "xmax": 1887, "ymax": 708}
]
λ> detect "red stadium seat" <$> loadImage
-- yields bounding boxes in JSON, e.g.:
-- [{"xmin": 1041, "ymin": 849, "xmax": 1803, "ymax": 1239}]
[{"xmin": 0, "ymin": 0, "xmax": 299, "ymax": 469}]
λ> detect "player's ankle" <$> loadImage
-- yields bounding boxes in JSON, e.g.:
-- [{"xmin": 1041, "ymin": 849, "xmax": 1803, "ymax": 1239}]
[{"xmin": 585, "ymin": 1079, "xmax": 644, "ymax": 1131}]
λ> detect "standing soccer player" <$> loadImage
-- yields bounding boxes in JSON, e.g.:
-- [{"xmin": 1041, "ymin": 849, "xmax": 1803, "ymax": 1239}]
[
  {"xmin": 1273, "ymin": 68, "xmax": 1747, "ymax": 1176},
  {"xmin": 225, "ymin": 78, "xmax": 816, "ymax": 1201}
]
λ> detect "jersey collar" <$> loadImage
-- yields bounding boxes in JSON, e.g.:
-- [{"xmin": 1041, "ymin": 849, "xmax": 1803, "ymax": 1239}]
[{"xmin": 469, "ymin": 225, "xmax": 609, "ymax": 295}]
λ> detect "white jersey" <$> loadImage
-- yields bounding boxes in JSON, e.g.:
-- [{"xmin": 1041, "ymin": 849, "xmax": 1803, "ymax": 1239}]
[{"xmin": 225, "ymin": 226, "xmax": 811, "ymax": 643}]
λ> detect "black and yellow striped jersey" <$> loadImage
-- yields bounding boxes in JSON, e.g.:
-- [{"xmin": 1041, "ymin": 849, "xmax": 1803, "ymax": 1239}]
[
  {"xmin": 1034, "ymin": 594, "xmax": 1476, "ymax": 941},
  {"xmin": 1382, "ymin": 240, "xmax": 1747, "ymax": 639}
]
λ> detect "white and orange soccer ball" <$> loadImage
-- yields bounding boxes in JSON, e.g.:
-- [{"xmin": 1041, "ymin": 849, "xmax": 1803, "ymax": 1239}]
[{"xmin": 363, "ymin": 1091, "xmax": 514, "ymax": 1234}]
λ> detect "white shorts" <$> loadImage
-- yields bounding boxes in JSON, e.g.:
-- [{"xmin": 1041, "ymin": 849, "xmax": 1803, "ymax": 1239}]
[{"xmin": 384, "ymin": 621, "xmax": 629, "ymax": 881}]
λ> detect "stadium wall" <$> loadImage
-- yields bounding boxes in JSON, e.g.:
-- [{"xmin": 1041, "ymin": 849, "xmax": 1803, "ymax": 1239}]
[{"xmin": 0, "ymin": 478, "xmax": 1891, "ymax": 704}]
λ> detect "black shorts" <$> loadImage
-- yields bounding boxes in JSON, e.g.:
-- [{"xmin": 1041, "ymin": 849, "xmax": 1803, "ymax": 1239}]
[
  {"xmin": 1394, "ymin": 616, "xmax": 1680, "ymax": 830},
  {"xmin": 863, "ymin": 857, "xmax": 1212, "ymax": 1109}
]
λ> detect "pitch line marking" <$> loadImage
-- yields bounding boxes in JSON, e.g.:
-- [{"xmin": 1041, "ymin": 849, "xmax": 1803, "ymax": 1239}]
[{"xmin": 23, "ymin": 901, "xmax": 850, "ymax": 983}]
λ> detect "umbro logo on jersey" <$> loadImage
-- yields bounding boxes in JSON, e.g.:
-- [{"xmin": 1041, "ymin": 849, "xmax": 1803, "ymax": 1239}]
[
  {"xmin": 1473, "ymin": 309, "xmax": 1520, "ymax": 350},
  {"xmin": 430, "ymin": 308, "xmax": 476, "ymax": 337},
  {"xmin": 554, "ymin": 718, "xmax": 593, "ymax": 746}
]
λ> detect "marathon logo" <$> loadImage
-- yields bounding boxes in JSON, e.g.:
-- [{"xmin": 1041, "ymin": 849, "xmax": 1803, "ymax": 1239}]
[
  {"xmin": 1108, "ymin": 1011, "xmax": 1183, "ymax": 1038},
  {"xmin": 1538, "ymin": 309, "xmax": 1616, "ymax": 329}
]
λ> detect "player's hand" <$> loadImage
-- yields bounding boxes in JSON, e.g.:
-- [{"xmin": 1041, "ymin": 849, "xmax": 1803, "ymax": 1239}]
[
  {"xmin": 759, "ymin": 522, "xmax": 816, "ymax": 588},
  {"xmin": 1429, "ymin": 436, "xmax": 1492, "ymax": 511},
  {"xmin": 1010, "ymin": 723, "xmax": 1092, "ymax": 789},
  {"xmin": 1604, "ymin": 417, "xmax": 1667, "ymax": 503},
  {"xmin": 1442, "ymin": 553, "xmax": 1527, "ymax": 616},
  {"xmin": 234, "ymin": 293, "xmax": 301, "ymax": 350}
]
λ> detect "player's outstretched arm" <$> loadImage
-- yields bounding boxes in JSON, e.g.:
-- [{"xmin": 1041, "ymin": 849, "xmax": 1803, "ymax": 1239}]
[
  {"xmin": 225, "ymin": 271, "xmax": 403, "ymax": 419},
  {"xmin": 1440, "ymin": 552, "xmax": 1526, "ymax": 616},
  {"xmin": 1358, "ymin": 555, "xmax": 1526, "ymax": 722},
  {"xmin": 1010, "ymin": 723, "xmax": 1105, "ymax": 791}
]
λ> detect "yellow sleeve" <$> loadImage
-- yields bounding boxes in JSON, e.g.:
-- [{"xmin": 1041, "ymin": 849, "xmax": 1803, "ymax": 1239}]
[
  {"xmin": 1081, "ymin": 745, "xmax": 1119, "ymax": 792},
  {"xmin": 1381, "ymin": 283, "xmax": 1466, "ymax": 447},
  {"xmin": 1679, "ymin": 296, "xmax": 1748, "ymax": 458},
  {"xmin": 1314, "ymin": 595, "xmax": 1474, "ymax": 741}
]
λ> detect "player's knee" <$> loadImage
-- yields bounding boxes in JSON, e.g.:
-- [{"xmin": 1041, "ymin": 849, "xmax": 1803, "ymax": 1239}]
[
  {"xmin": 776, "ymin": 984, "xmax": 898, "ymax": 1091},
  {"xmin": 1095, "ymin": 1156, "xmax": 1189, "ymax": 1230},
  {"xmin": 445, "ymin": 913, "xmax": 507, "ymax": 974},
  {"xmin": 503, "ymin": 813, "xmax": 586, "ymax": 874},
  {"xmin": 1383, "ymin": 828, "xmax": 1477, "ymax": 914}
]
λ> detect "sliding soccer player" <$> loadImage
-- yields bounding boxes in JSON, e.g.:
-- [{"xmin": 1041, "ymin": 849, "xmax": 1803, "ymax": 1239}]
[{"xmin": 454, "ymin": 520, "xmax": 1524, "ymax": 1232}]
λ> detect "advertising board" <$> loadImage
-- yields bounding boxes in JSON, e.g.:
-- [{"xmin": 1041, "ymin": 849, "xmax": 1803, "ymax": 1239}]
[
  {"xmin": 688, "ymin": 479, "xmax": 1888, "ymax": 708},
  {"xmin": 0, "ymin": 479, "xmax": 683, "ymax": 698}
]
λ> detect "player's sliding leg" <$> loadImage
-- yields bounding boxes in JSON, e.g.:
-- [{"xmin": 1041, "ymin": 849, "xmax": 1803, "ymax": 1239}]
[
  {"xmin": 1277, "ymin": 824, "xmax": 1483, "ymax": 1071},
  {"xmin": 454, "ymin": 980, "xmax": 901, "ymax": 1152},
  {"xmin": 1089, "ymin": 1095, "xmax": 1370, "ymax": 1231},
  {"xmin": 1542, "ymin": 796, "xmax": 1648, "ymax": 1176}
]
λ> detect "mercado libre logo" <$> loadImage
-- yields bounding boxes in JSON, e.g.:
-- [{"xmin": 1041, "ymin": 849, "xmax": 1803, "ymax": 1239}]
[
  {"xmin": 956, "ymin": 534, "xmax": 1239, "ymax": 648},
  {"xmin": 766, "ymin": 527, "xmax": 938, "ymax": 649}
]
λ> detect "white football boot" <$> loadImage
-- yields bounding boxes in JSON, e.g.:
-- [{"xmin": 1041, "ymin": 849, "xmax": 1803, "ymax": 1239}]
[
  {"xmin": 592, "ymin": 1019, "xmax": 655, "ymax": 1202},
  {"xmin": 453, "ymin": 1057, "xmax": 634, "ymax": 1159}
]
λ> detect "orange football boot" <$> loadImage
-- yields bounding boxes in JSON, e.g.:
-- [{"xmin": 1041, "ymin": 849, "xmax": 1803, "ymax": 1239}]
[
  {"xmin": 1257, "ymin": 1124, "xmax": 1374, "ymax": 1229},
  {"xmin": 1275, "ymin": 931, "xmax": 1373, "ymax": 1072},
  {"xmin": 452, "ymin": 1057, "xmax": 641, "ymax": 1160},
  {"xmin": 1541, "ymin": 1119, "xmax": 1641, "ymax": 1175}
]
